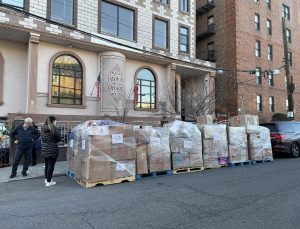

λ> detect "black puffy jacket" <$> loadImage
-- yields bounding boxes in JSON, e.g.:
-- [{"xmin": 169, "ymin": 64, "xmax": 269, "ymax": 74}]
[{"xmin": 41, "ymin": 127, "xmax": 61, "ymax": 158}]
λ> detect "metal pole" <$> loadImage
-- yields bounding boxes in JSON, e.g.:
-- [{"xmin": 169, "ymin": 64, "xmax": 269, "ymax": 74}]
[{"xmin": 282, "ymin": 17, "xmax": 294, "ymax": 118}]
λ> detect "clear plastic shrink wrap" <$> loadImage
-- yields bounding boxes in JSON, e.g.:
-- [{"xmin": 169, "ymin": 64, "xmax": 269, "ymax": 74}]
[
  {"xmin": 246, "ymin": 125, "xmax": 273, "ymax": 161},
  {"xmin": 67, "ymin": 120, "xmax": 136, "ymax": 182},
  {"xmin": 198, "ymin": 124, "xmax": 229, "ymax": 168},
  {"xmin": 166, "ymin": 121, "xmax": 203, "ymax": 169},
  {"xmin": 228, "ymin": 127, "xmax": 249, "ymax": 163},
  {"xmin": 134, "ymin": 126, "xmax": 171, "ymax": 174}
]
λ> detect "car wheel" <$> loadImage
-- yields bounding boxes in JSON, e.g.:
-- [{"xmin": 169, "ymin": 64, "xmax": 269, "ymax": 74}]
[{"xmin": 290, "ymin": 142, "xmax": 300, "ymax": 158}]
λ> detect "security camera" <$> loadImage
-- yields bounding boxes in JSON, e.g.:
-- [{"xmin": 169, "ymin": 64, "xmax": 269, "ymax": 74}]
[{"xmin": 205, "ymin": 78, "xmax": 209, "ymax": 82}]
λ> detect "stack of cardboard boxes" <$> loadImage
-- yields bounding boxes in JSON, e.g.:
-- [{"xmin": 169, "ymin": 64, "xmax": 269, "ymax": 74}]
[
  {"xmin": 247, "ymin": 125, "xmax": 273, "ymax": 161},
  {"xmin": 199, "ymin": 124, "xmax": 229, "ymax": 168},
  {"xmin": 68, "ymin": 121, "xmax": 136, "ymax": 182},
  {"xmin": 228, "ymin": 127, "xmax": 249, "ymax": 163},
  {"xmin": 167, "ymin": 121, "xmax": 203, "ymax": 170},
  {"xmin": 135, "ymin": 126, "xmax": 171, "ymax": 174}
]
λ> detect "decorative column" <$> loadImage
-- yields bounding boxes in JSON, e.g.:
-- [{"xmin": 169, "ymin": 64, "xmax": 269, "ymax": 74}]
[
  {"xmin": 27, "ymin": 32, "xmax": 40, "ymax": 113},
  {"xmin": 99, "ymin": 51, "xmax": 126, "ymax": 111}
]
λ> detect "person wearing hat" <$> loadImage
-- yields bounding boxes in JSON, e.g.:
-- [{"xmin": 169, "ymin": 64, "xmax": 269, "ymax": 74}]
[{"xmin": 9, "ymin": 117, "xmax": 40, "ymax": 178}]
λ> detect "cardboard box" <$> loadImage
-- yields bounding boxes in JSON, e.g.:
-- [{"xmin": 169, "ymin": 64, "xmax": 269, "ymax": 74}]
[
  {"xmin": 229, "ymin": 114, "xmax": 259, "ymax": 127},
  {"xmin": 112, "ymin": 160, "xmax": 136, "ymax": 179},
  {"xmin": 197, "ymin": 115, "xmax": 214, "ymax": 124},
  {"xmin": 172, "ymin": 152, "xmax": 190, "ymax": 169},
  {"xmin": 148, "ymin": 151, "xmax": 171, "ymax": 172},
  {"xmin": 136, "ymin": 145, "xmax": 148, "ymax": 174},
  {"xmin": 80, "ymin": 158, "xmax": 113, "ymax": 182}
]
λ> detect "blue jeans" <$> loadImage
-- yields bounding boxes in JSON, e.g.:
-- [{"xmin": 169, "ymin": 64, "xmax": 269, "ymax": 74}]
[{"xmin": 11, "ymin": 146, "xmax": 32, "ymax": 175}]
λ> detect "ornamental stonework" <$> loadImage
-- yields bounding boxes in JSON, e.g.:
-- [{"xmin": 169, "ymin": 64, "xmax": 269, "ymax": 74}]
[{"xmin": 107, "ymin": 65, "xmax": 123, "ymax": 102}]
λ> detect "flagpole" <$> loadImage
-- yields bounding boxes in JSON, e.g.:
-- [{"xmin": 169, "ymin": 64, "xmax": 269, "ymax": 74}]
[{"xmin": 90, "ymin": 82, "xmax": 97, "ymax": 96}]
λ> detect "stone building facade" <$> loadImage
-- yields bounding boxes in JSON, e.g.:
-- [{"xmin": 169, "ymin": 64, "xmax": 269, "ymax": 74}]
[
  {"xmin": 196, "ymin": 0, "xmax": 300, "ymax": 122},
  {"xmin": 0, "ymin": 0, "xmax": 215, "ymax": 123}
]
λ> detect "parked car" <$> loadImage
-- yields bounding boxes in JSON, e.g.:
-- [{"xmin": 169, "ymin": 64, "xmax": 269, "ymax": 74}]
[{"xmin": 260, "ymin": 121, "xmax": 300, "ymax": 158}]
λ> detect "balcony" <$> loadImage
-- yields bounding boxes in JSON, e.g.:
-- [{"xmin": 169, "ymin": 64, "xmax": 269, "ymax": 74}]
[
  {"xmin": 197, "ymin": 24, "xmax": 215, "ymax": 40},
  {"xmin": 206, "ymin": 50, "xmax": 215, "ymax": 62},
  {"xmin": 197, "ymin": 0, "xmax": 215, "ymax": 15}
]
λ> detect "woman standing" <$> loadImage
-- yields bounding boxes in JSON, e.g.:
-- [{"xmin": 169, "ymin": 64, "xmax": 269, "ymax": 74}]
[{"xmin": 41, "ymin": 116, "xmax": 61, "ymax": 187}]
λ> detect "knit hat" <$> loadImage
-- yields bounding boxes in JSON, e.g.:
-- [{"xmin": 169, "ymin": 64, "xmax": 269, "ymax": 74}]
[{"xmin": 24, "ymin": 117, "xmax": 33, "ymax": 124}]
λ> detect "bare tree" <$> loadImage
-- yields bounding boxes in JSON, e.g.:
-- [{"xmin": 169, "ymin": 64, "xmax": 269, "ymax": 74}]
[{"xmin": 159, "ymin": 75, "xmax": 216, "ymax": 121}]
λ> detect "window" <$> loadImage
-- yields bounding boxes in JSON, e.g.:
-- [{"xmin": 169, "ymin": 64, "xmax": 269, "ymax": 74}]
[
  {"xmin": 207, "ymin": 16, "xmax": 214, "ymax": 31},
  {"xmin": 286, "ymin": 29, "xmax": 291, "ymax": 43},
  {"xmin": 268, "ymin": 72, "xmax": 274, "ymax": 86},
  {"xmin": 100, "ymin": 1, "xmax": 135, "ymax": 41},
  {"xmin": 136, "ymin": 68, "xmax": 156, "ymax": 109},
  {"xmin": 179, "ymin": 0, "xmax": 189, "ymax": 12},
  {"xmin": 268, "ymin": 44, "xmax": 273, "ymax": 61},
  {"xmin": 286, "ymin": 99, "xmax": 289, "ymax": 111},
  {"xmin": 179, "ymin": 26, "xmax": 189, "ymax": 53},
  {"xmin": 266, "ymin": 0, "xmax": 271, "ymax": 9},
  {"xmin": 269, "ymin": 96, "xmax": 274, "ymax": 112},
  {"xmin": 267, "ymin": 19, "xmax": 272, "ymax": 35},
  {"xmin": 257, "ymin": 95, "xmax": 262, "ymax": 112},
  {"xmin": 51, "ymin": 55, "xmax": 83, "ymax": 105},
  {"xmin": 288, "ymin": 52, "xmax": 292, "ymax": 66},
  {"xmin": 154, "ymin": 18, "xmax": 168, "ymax": 49},
  {"xmin": 256, "ymin": 68, "xmax": 262, "ymax": 85},
  {"xmin": 50, "ymin": 0, "xmax": 74, "ymax": 25},
  {"xmin": 282, "ymin": 4, "xmax": 290, "ymax": 20},
  {"xmin": 1, "ymin": 0, "xmax": 24, "ymax": 9},
  {"xmin": 255, "ymin": 40, "xmax": 261, "ymax": 57},
  {"xmin": 207, "ymin": 42, "xmax": 214, "ymax": 61},
  {"xmin": 255, "ymin": 14, "xmax": 260, "ymax": 31},
  {"xmin": 156, "ymin": 0, "xmax": 169, "ymax": 4}
]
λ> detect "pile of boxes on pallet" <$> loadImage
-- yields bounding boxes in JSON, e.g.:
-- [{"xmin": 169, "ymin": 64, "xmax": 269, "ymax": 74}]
[
  {"xmin": 135, "ymin": 126, "xmax": 171, "ymax": 174},
  {"xmin": 167, "ymin": 121, "xmax": 203, "ymax": 170},
  {"xmin": 228, "ymin": 114, "xmax": 273, "ymax": 162},
  {"xmin": 67, "ymin": 120, "xmax": 136, "ymax": 183},
  {"xmin": 67, "ymin": 114, "xmax": 273, "ymax": 187}
]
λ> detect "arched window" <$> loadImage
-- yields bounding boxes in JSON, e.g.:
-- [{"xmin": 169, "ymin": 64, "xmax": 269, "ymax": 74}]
[
  {"xmin": 51, "ymin": 55, "xmax": 82, "ymax": 105},
  {"xmin": 136, "ymin": 68, "xmax": 156, "ymax": 109}
]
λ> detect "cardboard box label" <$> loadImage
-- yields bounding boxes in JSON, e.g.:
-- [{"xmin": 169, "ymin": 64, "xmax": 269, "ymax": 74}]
[
  {"xmin": 112, "ymin": 134, "xmax": 123, "ymax": 144},
  {"xmin": 69, "ymin": 139, "xmax": 74, "ymax": 148},
  {"xmin": 81, "ymin": 140, "xmax": 85, "ymax": 150},
  {"xmin": 150, "ymin": 137, "xmax": 161, "ymax": 144},
  {"xmin": 184, "ymin": 140, "xmax": 193, "ymax": 149}
]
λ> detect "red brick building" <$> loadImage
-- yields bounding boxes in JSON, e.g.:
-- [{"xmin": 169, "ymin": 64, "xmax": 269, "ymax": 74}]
[{"xmin": 196, "ymin": 0, "xmax": 300, "ymax": 122}]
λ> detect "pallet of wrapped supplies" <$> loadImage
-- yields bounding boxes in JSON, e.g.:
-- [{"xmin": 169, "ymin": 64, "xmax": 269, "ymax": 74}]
[
  {"xmin": 246, "ymin": 125, "xmax": 273, "ymax": 162},
  {"xmin": 198, "ymin": 124, "xmax": 229, "ymax": 168},
  {"xmin": 196, "ymin": 115, "xmax": 214, "ymax": 124},
  {"xmin": 166, "ymin": 120, "xmax": 203, "ymax": 173},
  {"xmin": 67, "ymin": 120, "xmax": 136, "ymax": 188},
  {"xmin": 134, "ymin": 126, "xmax": 172, "ymax": 178},
  {"xmin": 228, "ymin": 127, "xmax": 249, "ymax": 164}
]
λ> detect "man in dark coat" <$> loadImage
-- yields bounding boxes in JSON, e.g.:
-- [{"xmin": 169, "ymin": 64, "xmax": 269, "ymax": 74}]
[{"xmin": 9, "ymin": 118, "xmax": 40, "ymax": 178}]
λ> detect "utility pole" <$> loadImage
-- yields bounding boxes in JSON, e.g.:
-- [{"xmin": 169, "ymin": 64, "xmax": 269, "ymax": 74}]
[{"xmin": 282, "ymin": 17, "xmax": 294, "ymax": 119}]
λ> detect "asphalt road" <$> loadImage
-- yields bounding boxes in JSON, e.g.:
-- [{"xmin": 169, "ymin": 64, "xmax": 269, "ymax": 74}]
[{"xmin": 1, "ymin": 158, "xmax": 300, "ymax": 229}]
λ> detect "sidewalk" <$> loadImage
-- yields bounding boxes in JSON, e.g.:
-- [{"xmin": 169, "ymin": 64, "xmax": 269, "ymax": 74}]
[{"xmin": 0, "ymin": 161, "xmax": 67, "ymax": 183}]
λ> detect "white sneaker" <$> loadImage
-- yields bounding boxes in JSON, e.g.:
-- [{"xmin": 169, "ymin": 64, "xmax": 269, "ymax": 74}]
[
  {"xmin": 45, "ymin": 181, "xmax": 56, "ymax": 187},
  {"xmin": 44, "ymin": 179, "xmax": 47, "ymax": 184}
]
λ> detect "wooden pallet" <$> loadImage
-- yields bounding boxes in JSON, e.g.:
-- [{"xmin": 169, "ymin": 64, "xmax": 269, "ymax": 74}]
[
  {"xmin": 173, "ymin": 166, "xmax": 204, "ymax": 174},
  {"xmin": 76, "ymin": 176, "xmax": 135, "ymax": 188},
  {"xmin": 228, "ymin": 161, "xmax": 251, "ymax": 168},
  {"xmin": 204, "ymin": 164, "xmax": 227, "ymax": 169},
  {"xmin": 136, "ymin": 170, "xmax": 173, "ymax": 179},
  {"xmin": 251, "ymin": 159, "xmax": 273, "ymax": 165}
]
